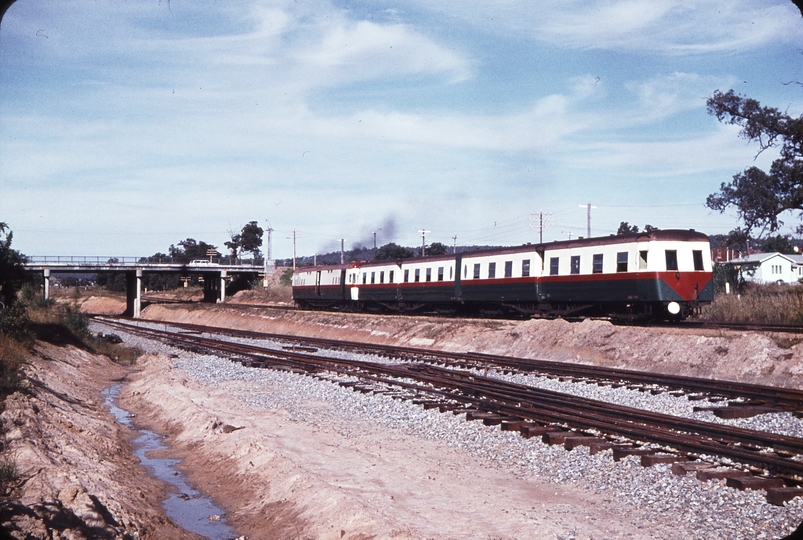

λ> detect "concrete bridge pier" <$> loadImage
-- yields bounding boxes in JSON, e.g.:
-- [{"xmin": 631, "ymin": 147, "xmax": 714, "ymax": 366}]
[
  {"xmin": 43, "ymin": 268, "xmax": 50, "ymax": 300},
  {"xmin": 125, "ymin": 269, "xmax": 142, "ymax": 318},
  {"xmin": 201, "ymin": 271, "xmax": 227, "ymax": 304}
]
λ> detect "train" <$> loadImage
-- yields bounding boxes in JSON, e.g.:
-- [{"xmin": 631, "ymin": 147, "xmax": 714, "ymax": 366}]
[{"xmin": 291, "ymin": 229, "xmax": 714, "ymax": 320}]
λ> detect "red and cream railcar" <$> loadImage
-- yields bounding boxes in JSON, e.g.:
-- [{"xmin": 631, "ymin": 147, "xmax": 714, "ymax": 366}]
[{"xmin": 291, "ymin": 229, "xmax": 713, "ymax": 320}]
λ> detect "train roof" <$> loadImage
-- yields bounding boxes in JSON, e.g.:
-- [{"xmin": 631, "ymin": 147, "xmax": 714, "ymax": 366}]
[{"xmin": 294, "ymin": 229, "xmax": 710, "ymax": 272}]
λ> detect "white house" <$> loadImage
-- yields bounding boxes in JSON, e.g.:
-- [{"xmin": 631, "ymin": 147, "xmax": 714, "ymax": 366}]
[{"xmin": 726, "ymin": 252, "xmax": 800, "ymax": 285}]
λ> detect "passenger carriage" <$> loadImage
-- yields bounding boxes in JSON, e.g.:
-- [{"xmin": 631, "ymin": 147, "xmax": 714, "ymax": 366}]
[{"xmin": 291, "ymin": 229, "xmax": 713, "ymax": 320}]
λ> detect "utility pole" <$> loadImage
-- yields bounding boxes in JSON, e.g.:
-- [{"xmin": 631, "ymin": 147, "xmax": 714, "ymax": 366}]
[
  {"xmin": 340, "ymin": 239, "xmax": 345, "ymax": 264},
  {"xmin": 288, "ymin": 230, "xmax": 298, "ymax": 270},
  {"xmin": 265, "ymin": 227, "xmax": 274, "ymax": 260},
  {"xmin": 530, "ymin": 211, "xmax": 552, "ymax": 243},
  {"xmin": 452, "ymin": 235, "xmax": 457, "ymax": 254},
  {"xmin": 579, "ymin": 203, "xmax": 596, "ymax": 238},
  {"xmin": 419, "ymin": 229, "xmax": 430, "ymax": 257}
]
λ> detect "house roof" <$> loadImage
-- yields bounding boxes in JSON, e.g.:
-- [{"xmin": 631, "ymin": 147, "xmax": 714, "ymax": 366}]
[{"xmin": 726, "ymin": 252, "xmax": 798, "ymax": 265}]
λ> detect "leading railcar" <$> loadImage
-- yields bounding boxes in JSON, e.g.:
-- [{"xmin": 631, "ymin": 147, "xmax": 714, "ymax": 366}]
[{"xmin": 292, "ymin": 229, "xmax": 714, "ymax": 320}]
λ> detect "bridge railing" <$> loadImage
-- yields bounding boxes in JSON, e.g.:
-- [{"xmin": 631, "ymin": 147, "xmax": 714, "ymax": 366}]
[{"xmin": 24, "ymin": 256, "xmax": 268, "ymax": 267}]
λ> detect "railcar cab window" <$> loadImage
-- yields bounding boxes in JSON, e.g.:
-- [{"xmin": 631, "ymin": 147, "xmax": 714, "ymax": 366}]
[
  {"xmin": 570, "ymin": 256, "xmax": 580, "ymax": 275},
  {"xmin": 426, "ymin": 268, "xmax": 432, "ymax": 282},
  {"xmin": 414, "ymin": 269, "xmax": 420, "ymax": 282},
  {"xmin": 665, "ymin": 250, "xmax": 678, "ymax": 271},
  {"xmin": 389, "ymin": 270, "xmax": 394, "ymax": 283},
  {"xmin": 488, "ymin": 262, "xmax": 496, "ymax": 279},
  {"xmin": 522, "ymin": 259, "xmax": 530, "ymax": 277},
  {"xmin": 504, "ymin": 261, "xmax": 513, "ymax": 278},
  {"xmin": 473, "ymin": 263, "xmax": 481, "ymax": 279},
  {"xmin": 438, "ymin": 267, "xmax": 444, "ymax": 281},
  {"xmin": 639, "ymin": 251, "xmax": 648, "ymax": 270},
  {"xmin": 617, "ymin": 252, "xmax": 628, "ymax": 272},
  {"xmin": 550, "ymin": 257, "xmax": 559, "ymax": 275},
  {"xmin": 692, "ymin": 250, "xmax": 704, "ymax": 271},
  {"xmin": 592, "ymin": 254, "xmax": 603, "ymax": 274},
  {"xmin": 371, "ymin": 271, "xmax": 375, "ymax": 284},
  {"xmin": 379, "ymin": 271, "xmax": 384, "ymax": 284},
  {"xmin": 404, "ymin": 269, "xmax": 409, "ymax": 283}
]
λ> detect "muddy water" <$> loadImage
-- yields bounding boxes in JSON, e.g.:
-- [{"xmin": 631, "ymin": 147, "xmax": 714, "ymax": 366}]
[{"xmin": 104, "ymin": 384, "xmax": 238, "ymax": 540}]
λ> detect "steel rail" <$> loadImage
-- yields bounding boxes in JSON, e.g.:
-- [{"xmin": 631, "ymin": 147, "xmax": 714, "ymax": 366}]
[
  {"xmin": 100, "ymin": 317, "xmax": 803, "ymax": 409},
  {"xmin": 101, "ymin": 319, "xmax": 803, "ymax": 477}
]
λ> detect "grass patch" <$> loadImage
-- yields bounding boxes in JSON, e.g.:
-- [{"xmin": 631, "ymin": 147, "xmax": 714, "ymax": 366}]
[{"xmin": 701, "ymin": 283, "xmax": 803, "ymax": 325}]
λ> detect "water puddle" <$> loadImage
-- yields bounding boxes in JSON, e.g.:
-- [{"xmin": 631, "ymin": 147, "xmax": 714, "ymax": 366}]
[{"xmin": 104, "ymin": 384, "xmax": 238, "ymax": 540}]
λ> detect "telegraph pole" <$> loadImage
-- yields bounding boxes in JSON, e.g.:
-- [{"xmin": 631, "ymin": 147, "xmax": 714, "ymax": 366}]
[
  {"xmin": 452, "ymin": 235, "xmax": 457, "ymax": 254},
  {"xmin": 288, "ymin": 230, "xmax": 298, "ymax": 270},
  {"xmin": 419, "ymin": 229, "xmax": 430, "ymax": 257},
  {"xmin": 530, "ymin": 211, "xmax": 552, "ymax": 243},
  {"xmin": 265, "ymin": 227, "xmax": 274, "ymax": 260},
  {"xmin": 579, "ymin": 203, "xmax": 596, "ymax": 238}
]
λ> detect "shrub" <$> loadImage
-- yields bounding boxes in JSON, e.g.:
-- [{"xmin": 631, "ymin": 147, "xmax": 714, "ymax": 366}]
[
  {"xmin": 279, "ymin": 268, "xmax": 294, "ymax": 287},
  {"xmin": 701, "ymin": 283, "xmax": 803, "ymax": 325}
]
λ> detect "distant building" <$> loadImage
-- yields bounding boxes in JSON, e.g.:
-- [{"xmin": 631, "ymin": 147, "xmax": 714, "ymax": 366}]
[{"xmin": 725, "ymin": 252, "xmax": 800, "ymax": 285}]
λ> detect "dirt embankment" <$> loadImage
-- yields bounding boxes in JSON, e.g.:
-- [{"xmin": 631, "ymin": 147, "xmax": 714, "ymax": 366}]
[
  {"xmin": 0, "ymin": 341, "xmax": 200, "ymax": 540},
  {"xmin": 140, "ymin": 303, "xmax": 803, "ymax": 389}
]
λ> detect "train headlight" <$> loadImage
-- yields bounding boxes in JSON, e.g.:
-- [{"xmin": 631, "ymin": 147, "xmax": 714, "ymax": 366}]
[{"xmin": 667, "ymin": 302, "xmax": 681, "ymax": 315}]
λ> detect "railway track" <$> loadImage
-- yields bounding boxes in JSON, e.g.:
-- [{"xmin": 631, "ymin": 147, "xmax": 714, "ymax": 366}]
[
  {"xmin": 102, "ymin": 318, "xmax": 803, "ymax": 415},
  {"xmin": 96, "ymin": 317, "xmax": 803, "ymax": 505}
]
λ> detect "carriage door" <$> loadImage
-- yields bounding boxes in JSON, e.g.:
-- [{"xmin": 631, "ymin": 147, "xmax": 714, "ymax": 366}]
[
  {"xmin": 635, "ymin": 240, "xmax": 649, "ymax": 301},
  {"xmin": 316, "ymin": 271, "xmax": 322, "ymax": 296}
]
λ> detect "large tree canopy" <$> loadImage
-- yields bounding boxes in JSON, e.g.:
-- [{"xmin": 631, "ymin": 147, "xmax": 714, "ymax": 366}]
[
  {"xmin": 0, "ymin": 222, "xmax": 27, "ymax": 306},
  {"xmin": 225, "ymin": 221, "xmax": 263, "ymax": 258},
  {"xmin": 706, "ymin": 90, "xmax": 803, "ymax": 238}
]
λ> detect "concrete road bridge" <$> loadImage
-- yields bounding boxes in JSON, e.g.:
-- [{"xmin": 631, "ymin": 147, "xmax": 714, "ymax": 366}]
[{"xmin": 23, "ymin": 256, "xmax": 274, "ymax": 318}]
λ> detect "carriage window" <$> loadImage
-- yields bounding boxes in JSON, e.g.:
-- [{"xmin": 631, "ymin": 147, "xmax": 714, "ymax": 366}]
[
  {"xmin": 522, "ymin": 259, "xmax": 530, "ymax": 277},
  {"xmin": 379, "ymin": 271, "xmax": 384, "ymax": 284},
  {"xmin": 426, "ymin": 268, "xmax": 432, "ymax": 282},
  {"xmin": 550, "ymin": 257, "xmax": 559, "ymax": 275},
  {"xmin": 504, "ymin": 261, "xmax": 513, "ymax": 278},
  {"xmin": 389, "ymin": 270, "xmax": 394, "ymax": 283},
  {"xmin": 437, "ymin": 267, "xmax": 444, "ymax": 281},
  {"xmin": 362, "ymin": 272, "xmax": 367, "ymax": 284},
  {"xmin": 617, "ymin": 252, "xmax": 628, "ymax": 273},
  {"xmin": 592, "ymin": 254, "xmax": 603, "ymax": 274},
  {"xmin": 464, "ymin": 265, "xmax": 467, "ymax": 278},
  {"xmin": 692, "ymin": 250, "xmax": 704, "ymax": 271},
  {"xmin": 404, "ymin": 269, "xmax": 409, "ymax": 283},
  {"xmin": 473, "ymin": 263, "xmax": 481, "ymax": 279},
  {"xmin": 450, "ymin": 266, "xmax": 453, "ymax": 280},
  {"xmin": 639, "ymin": 250, "xmax": 648, "ymax": 270},
  {"xmin": 571, "ymin": 256, "xmax": 580, "ymax": 275},
  {"xmin": 488, "ymin": 262, "xmax": 496, "ymax": 278},
  {"xmin": 415, "ymin": 269, "xmax": 420, "ymax": 282},
  {"xmin": 665, "ymin": 250, "xmax": 678, "ymax": 271},
  {"xmin": 371, "ymin": 271, "xmax": 375, "ymax": 284}
]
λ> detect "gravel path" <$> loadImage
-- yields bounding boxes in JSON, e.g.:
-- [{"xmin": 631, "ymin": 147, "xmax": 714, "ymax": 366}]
[{"xmin": 95, "ymin": 321, "xmax": 803, "ymax": 540}]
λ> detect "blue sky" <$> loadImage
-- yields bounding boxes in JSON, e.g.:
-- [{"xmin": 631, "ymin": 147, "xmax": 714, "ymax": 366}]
[{"xmin": 2, "ymin": 0, "xmax": 802, "ymax": 259}]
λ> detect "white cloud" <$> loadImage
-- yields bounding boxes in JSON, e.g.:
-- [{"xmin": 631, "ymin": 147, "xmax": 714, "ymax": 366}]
[{"xmin": 403, "ymin": 0, "xmax": 802, "ymax": 53}]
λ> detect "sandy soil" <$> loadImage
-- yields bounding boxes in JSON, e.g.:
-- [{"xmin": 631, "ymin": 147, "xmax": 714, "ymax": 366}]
[
  {"xmin": 121, "ymin": 353, "xmax": 666, "ymax": 540},
  {"xmin": 46, "ymin": 296, "xmax": 803, "ymax": 539},
  {"xmin": 0, "ymin": 341, "xmax": 199, "ymax": 539}
]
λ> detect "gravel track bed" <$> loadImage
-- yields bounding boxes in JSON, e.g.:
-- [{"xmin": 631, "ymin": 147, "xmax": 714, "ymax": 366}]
[{"xmin": 93, "ymin": 321, "xmax": 803, "ymax": 540}]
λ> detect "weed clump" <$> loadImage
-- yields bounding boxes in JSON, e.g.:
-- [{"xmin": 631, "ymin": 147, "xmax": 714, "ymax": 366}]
[{"xmin": 702, "ymin": 283, "xmax": 803, "ymax": 325}]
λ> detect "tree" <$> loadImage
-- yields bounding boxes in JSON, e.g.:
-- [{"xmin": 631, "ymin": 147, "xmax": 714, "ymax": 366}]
[
  {"xmin": 0, "ymin": 222, "xmax": 27, "ymax": 306},
  {"xmin": 374, "ymin": 243, "xmax": 414, "ymax": 261},
  {"xmin": 169, "ymin": 238, "xmax": 219, "ymax": 261},
  {"xmin": 762, "ymin": 235, "xmax": 797, "ymax": 254},
  {"xmin": 617, "ymin": 223, "xmax": 656, "ymax": 235},
  {"xmin": 428, "ymin": 242, "xmax": 448, "ymax": 256},
  {"xmin": 225, "ymin": 221, "xmax": 263, "ymax": 259},
  {"xmin": 706, "ymin": 90, "xmax": 803, "ymax": 238}
]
